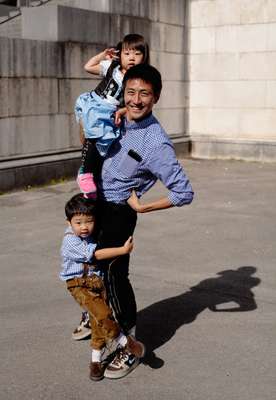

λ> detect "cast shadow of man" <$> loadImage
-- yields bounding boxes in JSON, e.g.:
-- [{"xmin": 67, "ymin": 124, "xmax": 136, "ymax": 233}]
[{"xmin": 136, "ymin": 266, "xmax": 260, "ymax": 369}]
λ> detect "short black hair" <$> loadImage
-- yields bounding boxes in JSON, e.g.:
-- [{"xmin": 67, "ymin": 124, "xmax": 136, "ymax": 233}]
[
  {"xmin": 65, "ymin": 193, "xmax": 97, "ymax": 221},
  {"xmin": 123, "ymin": 64, "xmax": 162, "ymax": 99}
]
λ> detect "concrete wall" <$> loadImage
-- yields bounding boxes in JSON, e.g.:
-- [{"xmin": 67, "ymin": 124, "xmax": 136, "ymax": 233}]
[
  {"xmin": 20, "ymin": 1, "xmax": 188, "ymax": 137},
  {"xmin": 187, "ymin": 0, "xmax": 276, "ymax": 161},
  {"xmin": 0, "ymin": 0, "xmax": 189, "ymax": 191}
]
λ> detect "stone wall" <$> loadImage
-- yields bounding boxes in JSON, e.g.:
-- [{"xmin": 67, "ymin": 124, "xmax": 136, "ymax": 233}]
[{"xmin": 187, "ymin": 0, "xmax": 276, "ymax": 161}]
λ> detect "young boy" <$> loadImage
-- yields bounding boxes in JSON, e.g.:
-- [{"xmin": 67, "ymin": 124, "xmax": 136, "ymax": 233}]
[{"xmin": 60, "ymin": 193, "xmax": 145, "ymax": 381}]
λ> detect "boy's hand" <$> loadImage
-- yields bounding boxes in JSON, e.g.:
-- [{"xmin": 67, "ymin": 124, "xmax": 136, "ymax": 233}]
[
  {"xmin": 103, "ymin": 48, "xmax": 119, "ymax": 61},
  {"xmin": 123, "ymin": 236, "xmax": 134, "ymax": 254}
]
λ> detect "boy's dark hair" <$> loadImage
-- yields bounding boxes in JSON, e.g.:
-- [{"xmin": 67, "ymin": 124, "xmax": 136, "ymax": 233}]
[
  {"xmin": 123, "ymin": 64, "xmax": 162, "ymax": 99},
  {"xmin": 65, "ymin": 193, "xmax": 97, "ymax": 221},
  {"xmin": 116, "ymin": 33, "xmax": 150, "ymax": 65}
]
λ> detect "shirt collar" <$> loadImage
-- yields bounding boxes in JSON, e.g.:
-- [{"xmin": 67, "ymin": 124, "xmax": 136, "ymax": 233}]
[{"xmin": 124, "ymin": 113, "xmax": 155, "ymax": 130}]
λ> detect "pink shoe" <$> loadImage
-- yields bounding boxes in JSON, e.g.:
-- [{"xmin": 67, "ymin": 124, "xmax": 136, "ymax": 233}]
[{"xmin": 77, "ymin": 172, "xmax": 97, "ymax": 195}]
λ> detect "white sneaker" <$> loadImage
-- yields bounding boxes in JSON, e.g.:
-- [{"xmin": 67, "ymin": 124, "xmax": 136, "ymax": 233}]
[
  {"xmin": 71, "ymin": 312, "xmax": 91, "ymax": 340},
  {"xmin": 104, "ymin": 347, "xmax": 140, "ymax": 379},
  {"xmin": 103, "ymin": 334, "xmax": 145, "ymax": 366}
]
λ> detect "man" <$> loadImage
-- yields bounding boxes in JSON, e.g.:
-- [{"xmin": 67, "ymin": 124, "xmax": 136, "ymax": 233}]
[{"xmin": 76, "ymin": 64, "xmax": 194, "ymax": 379}]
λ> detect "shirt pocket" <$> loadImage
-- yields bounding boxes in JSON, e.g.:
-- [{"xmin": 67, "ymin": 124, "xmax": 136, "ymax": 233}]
[{"xmin": 118, "ymin": 151, "xmax": 140, "ymax": 178}]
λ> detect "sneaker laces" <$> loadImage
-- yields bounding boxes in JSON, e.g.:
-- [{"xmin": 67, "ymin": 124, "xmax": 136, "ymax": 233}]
[
  {"xmin": 80, "ymin": 312, "xmax": 89, "ymax": 325},
  {"xmin": 110, "ymin": 347, "xmax": 129, "ymax": 367}
]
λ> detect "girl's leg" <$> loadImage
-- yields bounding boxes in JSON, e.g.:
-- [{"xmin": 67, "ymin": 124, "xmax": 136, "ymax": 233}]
[
  {"xmin": 79, "ymin": 122, "xmax": 85, "ymax": 145},
  {"xmin": 81, "ymin": 139, "xmax": 102, "ymax": 175},
  {"xmin": 78, "ymin": 139, "xmax": 103, "ymax": 197}
]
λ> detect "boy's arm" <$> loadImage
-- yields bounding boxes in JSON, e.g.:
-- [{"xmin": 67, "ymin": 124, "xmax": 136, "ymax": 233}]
[
  {"xmin": 84, "ymin": 48, "xmax": 119, "ymax": 75},
  {"xmin": 94, "ymin": 237, "xmax": 133, "ymax": 260}
]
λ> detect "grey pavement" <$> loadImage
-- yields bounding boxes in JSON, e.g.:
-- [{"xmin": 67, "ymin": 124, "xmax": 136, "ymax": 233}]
[{"xmin": 0, "ymin": 158, "xmax": 276, "ymax": 400}]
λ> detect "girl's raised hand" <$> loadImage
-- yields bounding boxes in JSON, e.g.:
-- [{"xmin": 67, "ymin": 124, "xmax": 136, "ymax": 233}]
[{"xmin": 104, "ymin": 48, "xmax": 120, "ymax": 61}]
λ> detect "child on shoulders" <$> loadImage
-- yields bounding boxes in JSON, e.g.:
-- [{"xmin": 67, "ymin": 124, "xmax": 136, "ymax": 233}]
[{"xmin": 74, "ymin": 33, "xmax": 149, "ymax": 198}]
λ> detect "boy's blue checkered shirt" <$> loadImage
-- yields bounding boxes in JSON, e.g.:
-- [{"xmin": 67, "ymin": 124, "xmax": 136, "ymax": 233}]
[
  {"xmin": 98, "ymin": 113, "xmax": 194, "ymax": 205},
  {"xmin": 60, "ymin": 226, "xmax": 97, "ymax": 281}
]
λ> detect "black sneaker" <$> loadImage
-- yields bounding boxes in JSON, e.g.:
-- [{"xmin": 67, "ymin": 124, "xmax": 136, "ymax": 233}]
[{"xmin": 72, "ymin": 312, "xmax": 91, "ymax": 340}]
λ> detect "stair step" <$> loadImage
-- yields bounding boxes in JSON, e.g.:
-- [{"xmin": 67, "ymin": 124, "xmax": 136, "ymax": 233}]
[
  {"xmin": 0, "ymin": 15, "xmax": 9, "ymax": 23},
  {"xmin": 9, "ymin": 10, "xmax": 20, "ymax": 17},
  {"xmin": 30, "ymin": 1, "xmax": 44, "ymax": 6}
]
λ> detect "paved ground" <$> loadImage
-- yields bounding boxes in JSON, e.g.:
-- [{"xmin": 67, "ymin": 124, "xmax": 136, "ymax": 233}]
[{"xmin": 0, "ymin": 158, "xmax": 276, "ymax": 400}]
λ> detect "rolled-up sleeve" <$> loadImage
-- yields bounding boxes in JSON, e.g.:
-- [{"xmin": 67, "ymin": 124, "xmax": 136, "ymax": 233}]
[{"xmin": 147, "ymin": 143, "xmax": 194, "ymax": 206}]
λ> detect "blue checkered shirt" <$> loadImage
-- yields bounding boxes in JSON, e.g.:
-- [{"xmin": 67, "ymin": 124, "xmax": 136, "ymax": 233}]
[
  {"xmin": 60, "ymin": 226, "xmax": 97, "ymax": 281},
  {"xmin": 98, "ymin": 113, "xmax": 194, "ymax": 205}
]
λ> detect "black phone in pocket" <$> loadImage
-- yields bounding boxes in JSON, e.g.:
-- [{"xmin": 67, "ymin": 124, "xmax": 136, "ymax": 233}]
[{"xmin": 128, "ymin": 149, "xmax": 142, "ymax": 162}]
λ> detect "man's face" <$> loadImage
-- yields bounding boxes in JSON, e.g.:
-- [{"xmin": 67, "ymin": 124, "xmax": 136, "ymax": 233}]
[{"xmin": 124, "ymin": 78, "xmax": 158, "ymax": 122}]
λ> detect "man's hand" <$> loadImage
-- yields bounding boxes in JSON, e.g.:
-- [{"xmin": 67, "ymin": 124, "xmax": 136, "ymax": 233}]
[
  {"xmin": 127, "ymin": 191, "xmax": 144, "ymax": 212},
  {"xmin": 123, "ymin": 236, "xmax": 134, "ymax": 254},
  {"xmin": 114, "ymin": 107, "xmax": 127, "ymax": 126}
]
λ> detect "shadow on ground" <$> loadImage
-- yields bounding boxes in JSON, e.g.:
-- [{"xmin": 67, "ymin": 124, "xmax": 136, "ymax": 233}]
[{"xmin": 137, "ymin": 266, "xmax": 260, "ymax": 369}]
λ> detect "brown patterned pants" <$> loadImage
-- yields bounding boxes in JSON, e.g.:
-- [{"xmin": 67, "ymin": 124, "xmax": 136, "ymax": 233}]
[{"xmin": 66, "ymin": 274, "xmax": 120, "ymax": 350}]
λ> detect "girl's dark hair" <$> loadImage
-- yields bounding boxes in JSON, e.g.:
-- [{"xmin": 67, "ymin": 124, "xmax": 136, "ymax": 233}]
[
  {"xmin": 123, "ymin": 64, "xmax": 162, "ymax": 99},
  {"xmin": 65, "ymin": 194, "xmax": 97, "ymax": 221},
  {"xmin": 116, "ymin": 33, "xmax": 150, "ymax": 65}
]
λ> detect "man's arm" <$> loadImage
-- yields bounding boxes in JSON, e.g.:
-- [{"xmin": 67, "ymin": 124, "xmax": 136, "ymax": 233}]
[
  {"xmin": 127, "ymin": 190, "xmax": 172, "ymax": 213},
  {"xmin": 127, "ymin": 142, "xmax": 194, "ymax": 213}
]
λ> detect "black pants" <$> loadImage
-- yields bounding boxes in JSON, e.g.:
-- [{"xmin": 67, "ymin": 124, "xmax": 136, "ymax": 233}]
[{"xmin": 96, "ymin": 200, "xmax": 137, "ymax": 334}]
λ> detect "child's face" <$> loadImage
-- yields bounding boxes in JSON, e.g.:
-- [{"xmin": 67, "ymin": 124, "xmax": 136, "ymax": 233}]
[
  {"xmin": 69, "ymin": 214, "xmax": 95, "ymax": 238},
  {"xmin": 120, "ymin": 47, "xmax": 144, "ymax": 74}
]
